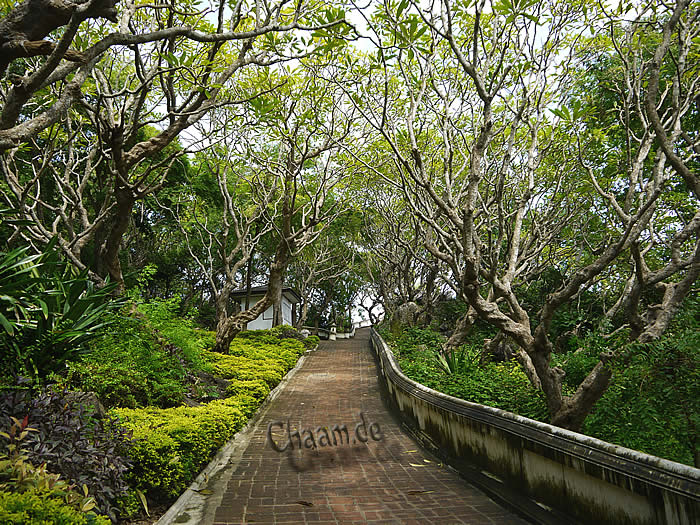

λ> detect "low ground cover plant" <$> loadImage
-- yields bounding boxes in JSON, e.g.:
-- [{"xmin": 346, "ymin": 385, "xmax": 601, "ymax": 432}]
[
  {"xmin": 112, "ymin": 324, "xmax": 307, "ymax": 510},
  {"xmin": 94, "ymin": 306, "xmax": 309, "ymax": 517}
]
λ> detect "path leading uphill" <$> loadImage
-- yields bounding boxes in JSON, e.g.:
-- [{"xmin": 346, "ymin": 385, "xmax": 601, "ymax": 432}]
[{"xmin": 162, "ymin": 329, "xmax": 528, "ymax": 524}]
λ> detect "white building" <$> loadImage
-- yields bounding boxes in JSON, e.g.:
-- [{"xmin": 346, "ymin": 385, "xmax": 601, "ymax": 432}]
[{"xmin": 230, "ymin": 286, "xmax": 302, "ymax": 330}]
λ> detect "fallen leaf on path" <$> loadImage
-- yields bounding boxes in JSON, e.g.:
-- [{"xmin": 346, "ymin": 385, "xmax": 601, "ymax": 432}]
[{"xmin": 294, "ymin": 500, "xmax": 314, "ymax": 507}]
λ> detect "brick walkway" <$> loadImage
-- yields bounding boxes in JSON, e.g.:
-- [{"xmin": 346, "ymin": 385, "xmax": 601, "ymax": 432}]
[{"xmin": 198, "ymin": 329, "xmax": 527, "ymax": 524}]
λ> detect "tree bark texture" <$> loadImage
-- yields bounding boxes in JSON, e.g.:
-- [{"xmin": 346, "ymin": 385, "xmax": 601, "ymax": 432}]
[{"xmin": 0, "ymin": 0, "xmax": 118, "ymax": 75}]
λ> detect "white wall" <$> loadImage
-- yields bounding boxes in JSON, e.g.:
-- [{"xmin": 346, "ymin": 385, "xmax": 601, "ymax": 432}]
[{"xmin": 240, "ymin": 296, "xmax": 294, "ymax": 330}]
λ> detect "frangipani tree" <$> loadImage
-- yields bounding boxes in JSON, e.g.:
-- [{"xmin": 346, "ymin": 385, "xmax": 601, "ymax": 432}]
[
  {"xmin": 341, "ymin": 0, "xmax": 699, "ymax": 430},
  {"xmin": 0, "ymin": 0, "xmax": 352, "ymax": 290}
]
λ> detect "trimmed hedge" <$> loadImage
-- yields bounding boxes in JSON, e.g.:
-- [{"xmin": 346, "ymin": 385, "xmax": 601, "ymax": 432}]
[
  {"xmin": 0, "ymin": 490, "xmax": 110, "ymax": 525},
  {"xmin": 113, "ymin": 398, "xmax": 248, "ymax": 501},
  {"xmin": 111, "ymin": 327, "xmax": 307, "ymax": 509}
]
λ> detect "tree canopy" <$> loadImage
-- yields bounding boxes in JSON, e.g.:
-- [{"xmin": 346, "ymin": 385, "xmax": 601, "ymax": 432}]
[{"xmin": 1, "ymin": 0, "xmax": 698, "ymax": 430}]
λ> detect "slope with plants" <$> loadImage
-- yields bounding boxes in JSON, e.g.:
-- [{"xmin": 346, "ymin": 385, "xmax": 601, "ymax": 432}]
[
  {"xmin": 384, "ymin": 297, "xmax": 698, "ymax": 467},
  {"xmin": 0, "ymin": 255, "xmax": 318, "ymax": 521}
]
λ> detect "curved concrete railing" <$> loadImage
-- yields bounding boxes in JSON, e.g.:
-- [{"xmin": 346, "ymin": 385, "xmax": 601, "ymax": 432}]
[{"xmin": 370, "ymin": 328, "xmax": 700, "ymax": 525}]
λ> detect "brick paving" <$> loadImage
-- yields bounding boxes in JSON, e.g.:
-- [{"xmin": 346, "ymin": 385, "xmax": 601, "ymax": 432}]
[{"xmin": 206, "ymin": 329, "xmax": 527, "ymax": 524}]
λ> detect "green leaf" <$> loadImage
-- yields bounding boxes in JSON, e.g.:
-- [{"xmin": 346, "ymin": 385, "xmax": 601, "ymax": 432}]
[
  {"xmin": 397, "ymin": 0, "xmax": 410, "ymax": 19},
  {"xmin": 0, "ymin": 312, "xmax": 14, "ymax": 335}
]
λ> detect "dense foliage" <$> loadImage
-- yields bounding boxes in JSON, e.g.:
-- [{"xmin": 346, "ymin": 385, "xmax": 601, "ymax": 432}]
[
  {"xmin": 0, "ymin": 0, "xmax": 698, "ymax": 519},
  {"xmin": 0, "ymin": 491, "xmax": 110, "ymax": 525},
  {"xmin": 64, "ymin": 300, "xmax": 215, "ymax": 409},
  {"xmin": 0, "ymin": 241, "xmax": 123, "ymax": 382},
  {"xmin": 0, "ymin": 408, "xmax": 113, "ymax": 524},
  {"xmin": 387, "ymin": 328, "xmax": 549, "ymax": 422},
  {"xmin": 0, "ymin": 285, "xmax": 311, "ymax": 520},
  {"xmin": 386, "ymin": 315, "xmax": 698, "ymax": 466},
  {"xmin": 0, "ymin": 385, "xmax": 133, "ymax": 520},
  {"xmin": 580, "ymin": 300, "xmax": 700, "ymax": 466}
]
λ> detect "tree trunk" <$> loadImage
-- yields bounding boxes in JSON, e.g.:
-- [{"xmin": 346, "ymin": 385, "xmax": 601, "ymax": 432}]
[
  {"xmin": 549, "ymin": 361, "xmax": 613, "ymax": 431},
  {"xmin": 444, "ymin": 309, "xmax": 475, "ymax": 352},
  {"xmin": 244, "ymin": 256, "xmax": 253, "ymax": 310},
  {"xmin": 296, "ymin": 300, "xmax": 310, "ymax": 329},
  {"xmin": 97, "ymin": 188, "xmax": 134, "ymax": 293},
  {"xmin": 515, "ymin": 350, "xmax": 542, "ymax": 390},
  {"xmin": 0, "ymin": 0, "xmax": 118, "ymax": 76},
  {"xmin": 213, "ymin": 240, "xmax": 291, "ymax": 352}
]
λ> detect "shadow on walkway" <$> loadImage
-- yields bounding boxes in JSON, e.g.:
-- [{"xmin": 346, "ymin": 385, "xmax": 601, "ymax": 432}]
[{"xmin": 163, "ymin": 329, "xmax": 528, "ymax": 524}]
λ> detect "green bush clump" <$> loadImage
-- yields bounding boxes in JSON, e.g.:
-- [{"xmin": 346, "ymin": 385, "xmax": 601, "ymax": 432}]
[
  {"xmin": 113, "ymin": 397, "xmax": 248, "ymax": 503},
  {"xmin": 303, "ymin": 335, "xmax": 320, "ymax": 349},
  {"xmin": 386, "ymin": 327, "xmax": 444, "ymax": 355},
  {"xmin": 226, "ymin": 378, "xmax": 270, "ymax": 402},
  {"xmin": 67, "ymin": 312, "xmax": 188, "ymax": 409},
  {"xmin": 204, "ymin": 334, "xmax": 305, "ymax": 386},
  {"xmin": 205, "ymin": 352, "xmax": 286, "ymax": 386},
  {"xmin": 237, "ymin": 325, "xmax": 306, "ymax": 344},
  {"xmin": 111, "ymin": 326, "xmax": 307, "ymax": 513},
  {"xmin": 581, "ymin": 305, "xmax": 699, "ymax": 465},
  {"xmin": 0, "ymin": 490, "xmax": 111, "ymax": 525},
  {"xmin": 137, "ymin": 298, "xmax": 214, "ymax": 371}
]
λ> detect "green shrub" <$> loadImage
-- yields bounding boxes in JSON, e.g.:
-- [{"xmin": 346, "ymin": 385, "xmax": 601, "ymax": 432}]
[
  {"xmin": 303, "ymin": 335, "xmax": 320, "ymax": 350},
  {"xmin": 111, "ymin": 326, "xmax": 307, "ymax": 513},
  {"xmin": 203, "ymin": 333, "xmax": 305, "ymax": 387},
  {"xmin": 226, "ymin": 378, "xmax": 271, "ymax": 402},
  {"xmin": 0, "ymin": 240, "xmax": 123, "ymax": 381},
  {"xmin": 113, "ymin": 398, "xmax": 248, "ymax": 502},
  {"xmin": 267, "ymin": 324, "xmax": 305, "ymax": 341},
  {"xmin": 0, "ymin": 490, "xmax": 110, "ymax": 525},
  {"xmin": 388, "ymin": 327, "xmax": 444, "ymax": 355},
  {"xmin": 581, "ymin": 308, "xmax": 699, "ymax": 466},
  {"xmin": 391, "ymin": 328, "xmax": 549, "ymax": 422},
  {"xmin": 137, "ymin": 298, "xmax": 214, "ymax": 371},
  {"xmin": 67, "ymin": 312, "xmax": 188, "ymax": 409},
  {"xmin": 205, "ymin": 352, "xmax": 286, "ymax": 386}
]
